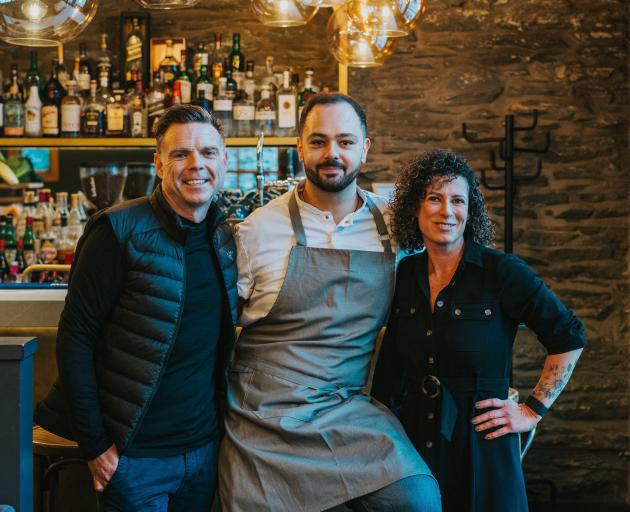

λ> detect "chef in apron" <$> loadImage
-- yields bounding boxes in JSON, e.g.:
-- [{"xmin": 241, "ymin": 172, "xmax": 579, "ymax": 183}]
[{"xmin": 218, "ymin": 94, "xmax": 440, "ymax": 512}]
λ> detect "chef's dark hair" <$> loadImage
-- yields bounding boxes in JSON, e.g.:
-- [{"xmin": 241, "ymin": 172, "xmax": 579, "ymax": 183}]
[
  {"xmin": 299, "ymin": 93, "xmax": 367, "ymax": 138},
  {"xmin": 154, "ymin": 104, "xmax": 224, "ymax": 150}
]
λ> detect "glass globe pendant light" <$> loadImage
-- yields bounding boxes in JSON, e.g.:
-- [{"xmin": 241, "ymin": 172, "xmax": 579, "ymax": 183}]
[
  {"xmin": 398, "ymin": 0, "xmax": 426, "ymax": 31},
  {"xmin": 0, "ymin": 0, "xmax": 100, "ymax": 47},
  {"xmin": 134, "ymin": 0, "xmax": 200, "ymax": 9},
  {"xmin": 344, "ymin": 0, "xmax": 409, "ymax": 37},
  {"xmin": 251, "ymin": 0, "xmax": 318, "ymax": 27},
  {"xmin": 327, "ymin": 7, "xmax": 397, "ymax": 68}
]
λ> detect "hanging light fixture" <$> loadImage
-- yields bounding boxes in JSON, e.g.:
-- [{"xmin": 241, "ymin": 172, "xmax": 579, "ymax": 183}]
[
  {"xmin": 251, "ymin": 0, "xmax": 318, "ymax": 27},
  {"xmin": 0, "ymin": 0, "xmax": 100, "ymax": 47},
  {"xmin": 344, "ymin": 0, "xmax": 409, "ymax": 37},
  {"xmin": 398, "ymin": 0, "xmax": 426, "ymax": 30},
  {"xmin": 327, "ymin": 7, "xmax": 397, "ymax": 67},
  {"xmin": 134, "ymin": 0, "xmax": 200, "ymax": 9},
  {"xmin": 300, "ymin": 0, "xmax": 348, "ymax": 8}
]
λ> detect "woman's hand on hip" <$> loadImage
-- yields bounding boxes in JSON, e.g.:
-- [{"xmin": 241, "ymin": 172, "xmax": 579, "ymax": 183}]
[{"xmin": 471, "ymin": 398, "xmax": 541, "ymax": 440}]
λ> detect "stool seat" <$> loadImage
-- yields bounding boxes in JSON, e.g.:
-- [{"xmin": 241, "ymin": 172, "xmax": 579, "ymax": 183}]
[{"xmin": 33, "ymin": 424, "xmax": 81, "ymax": 458}]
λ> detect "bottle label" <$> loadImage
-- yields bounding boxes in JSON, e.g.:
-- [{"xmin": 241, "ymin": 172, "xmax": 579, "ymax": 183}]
[
  {"xmin": 41, "ymin": 105, "xmax": 59, "ymax": 134},
  {"xmin": 78, "ymin": 72, "xmax": 91, "ymax": 91},
  {"xmin": 196, "ymin": 83, "xmax": 213, "ymax": 101},
  {"xmin": 233, "ymin": 104, "xmax": 255, "ymax": 121},
  {"xmin": 25, "ymin": 106, "xmax": 41, "ymax": 135},
  {"xmin": 213, "ymin": 99, "xmax": 233, "ymax": 112},
  {"xmin": 178, "ymin": 80, "xmax": 192, "ymax": 104},
  {"xmin": 4, "ymin": 126, "xmax": 24, "ymax": 136},
  {"xmin": 39, "ymin": 239, "xmax": 57, "ymax": 264},
  {"xmin": 61, "ymin": 103, "xmax": 81, "ymax": 132},
  {"xmin": 255, "ymin": 110, "xmax": 276, "ymax": 121},
  {"xmin": 107, "ymin": 105, "xmax": 125, "ymax": 131},
  {"xmin": 24, "ymin": 249, "xmax": 36, "ymax": 266},
  {"xmin": 277, "ymin": 94, "xmax": 297, "ymax": 128}
]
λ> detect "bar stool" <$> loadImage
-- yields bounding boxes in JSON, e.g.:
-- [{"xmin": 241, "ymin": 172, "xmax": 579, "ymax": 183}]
[{"xmin": 33, "ymin": 425, "xmax": 101, "ymax": 512}]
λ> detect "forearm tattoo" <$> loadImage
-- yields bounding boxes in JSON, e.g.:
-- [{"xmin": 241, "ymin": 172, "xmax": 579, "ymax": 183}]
[{"xmin": 532, "ymin": 362, "xmax": 575, "ymax": 405}]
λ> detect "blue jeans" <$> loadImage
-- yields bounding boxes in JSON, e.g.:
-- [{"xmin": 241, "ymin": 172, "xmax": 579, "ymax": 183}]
[
  {"xmin": 346, "ymin": 475, "xmax": 442, "ymax": 512},
  {"xmin": 103, "ymin": 439, "xmax": 219, "ymax": 512}
]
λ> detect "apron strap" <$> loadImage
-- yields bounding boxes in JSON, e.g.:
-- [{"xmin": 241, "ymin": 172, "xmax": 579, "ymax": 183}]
[
  {"xmin": 288, "ymin": 191, "xmax": 308, "ymax": 246},
  {"xmin": 364, "ymin": 194, "xmax": 393, "ymax": 253}
]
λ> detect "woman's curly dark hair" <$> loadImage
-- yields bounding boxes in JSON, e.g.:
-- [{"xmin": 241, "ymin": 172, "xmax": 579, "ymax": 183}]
[{"xmin": 391, "ymin": 149, "xmax": 495, "ymax": 252}]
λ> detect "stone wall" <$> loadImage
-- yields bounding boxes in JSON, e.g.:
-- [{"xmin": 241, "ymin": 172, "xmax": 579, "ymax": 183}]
[{"xmin": 0, "ymin": 0, "xmax": 628, "ymax": 506}]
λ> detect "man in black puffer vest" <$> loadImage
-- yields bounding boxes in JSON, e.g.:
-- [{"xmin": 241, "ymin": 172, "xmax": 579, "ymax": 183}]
[{"xmin": 35, "ymin": 105, "xmax": 238, "ymax": 511}]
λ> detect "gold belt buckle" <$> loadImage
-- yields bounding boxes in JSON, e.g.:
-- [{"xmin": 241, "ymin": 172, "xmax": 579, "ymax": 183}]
[{"xmin": 421, "ymin": 375, "xmax": 441, "ymax": 399}]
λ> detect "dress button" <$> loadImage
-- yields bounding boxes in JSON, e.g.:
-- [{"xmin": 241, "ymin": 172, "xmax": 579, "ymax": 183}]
[
  {"xmin": 426, "ymin": 441, "xmax": 433, "ymax": 448},
  {"xmin": 426, "ymin": 329, "xmax": 433, "ymax": 336},
  {"xmin": 436, "ymin": 300, "xmax": 444, "ymax": 308},
  {"xmin": 485, "ymin": 308, "xmax": 492, "ymax": 316},
  {"xmin": 427, "ymin": 356, "xmax": 434, "ymax": 364},
  {"xmin": 410, "ymin": 307, "xmax": 416, "ymax": 315},
  {"xmin": 454, "ymin": 308, "xmax": 462, "ymax": 316},
  {"xmin": 427, "ymin": 412, "xmax": 435, "ymax": 420}
]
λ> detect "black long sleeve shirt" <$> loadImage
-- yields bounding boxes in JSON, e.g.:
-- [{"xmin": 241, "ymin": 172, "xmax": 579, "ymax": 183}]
[{"xmin": 57, "ymin": 214, "xmax": 223, "ymax": 459}]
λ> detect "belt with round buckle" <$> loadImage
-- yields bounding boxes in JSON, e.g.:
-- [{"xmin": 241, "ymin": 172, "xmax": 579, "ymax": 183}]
[{"xmin": 421, "ymin": 375, "xmax": 441, "ymax": 398}]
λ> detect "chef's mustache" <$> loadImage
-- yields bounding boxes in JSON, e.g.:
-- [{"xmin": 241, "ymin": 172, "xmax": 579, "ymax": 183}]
[{"xmin": 316, "ymin": 160, "xmax": 346, "ymax": 171}]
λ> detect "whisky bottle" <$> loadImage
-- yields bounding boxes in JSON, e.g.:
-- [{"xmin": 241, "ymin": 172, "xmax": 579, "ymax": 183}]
[
  {"xmin": 96, "ymin": 33, "xmax": 113, "ymax": 83},
  {"xmin": 60, "ymin": 80, "xmax": 81, "ymax": 136},
  {"xmin": 82, "ymin": 80, "xmax": 105, "ymax": 136},
  {"xmin": 175, "ymin": 50, "xmax": 192, "ymax": 104},
  {"xmin": 228, "ymin": 33, "xmax": 245, "ymax": 73},
  {"xmin": 128, "ymin": 81, "xmax": 148, "ymax": 137},
  {"xmin": 106, "ymin": 90, "xmax": 128, "ymax": 136},
  {"xmin": 78, "ymin": 43, "xmax": 93, "ymax": 97},
  {"xmin": 195, "ymin": 53, "xmax": 213, "ymax": 101},
  {"xmin": 159, "ymin": 40, "xmax": 179, "ymax": 87},
  {"xmin": 147, "ymin": 71, "xmax": 166, "ymax": 136},
  {"xmin": 125, "ymin": 17, "xmax": 144, "ymax": 84}
]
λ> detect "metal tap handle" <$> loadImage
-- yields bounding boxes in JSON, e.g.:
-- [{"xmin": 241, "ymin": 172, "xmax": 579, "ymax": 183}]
[{"xmin": 256, "ymin": 132, "xmax": 265, "ymax": 207}]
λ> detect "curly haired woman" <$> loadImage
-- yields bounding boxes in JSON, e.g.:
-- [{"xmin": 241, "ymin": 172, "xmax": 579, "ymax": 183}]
[{"xmin": 371, "ymin": 149, "xmax": 585, "ymax": 511}]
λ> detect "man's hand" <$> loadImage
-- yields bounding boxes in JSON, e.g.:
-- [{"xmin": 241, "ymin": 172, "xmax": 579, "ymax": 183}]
[
  {"xmin": 471, "ymin": 398, "xmax": 541, "ymax": 440},
  {"xmin": 87, "ymin": 443, "xmax": 120, "ymax": 491}
]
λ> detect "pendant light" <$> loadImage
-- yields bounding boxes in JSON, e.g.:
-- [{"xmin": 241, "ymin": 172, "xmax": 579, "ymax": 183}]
[
  {"xmin": 251, "ymin": 0, "xmax": 318, "ymax": 28},
  {"xmin": 0, "ymin": 0, "xmax": 99, "ymax": 47},
  {"xmin": 344, "ymin": 0, "xmax": 409, "ymax": 37}
]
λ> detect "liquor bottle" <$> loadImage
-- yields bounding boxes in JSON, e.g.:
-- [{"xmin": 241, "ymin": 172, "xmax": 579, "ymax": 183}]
[
  {"xmin": 60, "ymin": 80, "xmax": 82, "ymax": 136},
  {"xmin": 52, "ymin": 192, "xmax": 69, "ymax": 240},
  {"xmin": 106, "ymin": 90, "xmax": 128, "ymax": 136},
  {"xmin": 82, "ymin": 80, "xmax": 105, "ymax": 136},
  {"xmin": 213, "ymin": 77, "xmax": 233, "ymax": 136},
  {"xmin": 128, "ymin": 80, "xmax": 148, "ymax": 137},
  {"xmin": 96, "ymin": 33, "xmax": 113, "ymax": 83},
  {"xmin": 159, "ymin": 40, "xmax": 179, "ymax": 87},
  {"xmin": 4, "ymin": 81, "xmax": 25, "ymax": 136},
  {"xmin": 96, "ymin": 70, "xmax": 115, "ymax": 133},
  {"xmin": 225, "ymin": 69, "xmax": 238, "ymax": 101},
  {"xmin": 125, "ymin": 17, "xmax": 144, "ymax": 85},
  {"xmin": 78, "ymin": 43, "xmax": 92, "ymax": 97},
  {"xmin": 56, "ymin": 215, "xmax": 75, "ymax": 264},
  {"xmin": 147, "ymin": 71, "xmax": 166, "ymax": 135},
  {"xmin": 276, "ymin": 69, "xmax": 297, "ymax": 136},
  {"xmin": 0, "ymin": 240, "xmax": 8, "ymax": 283},
  {"xmin": 255, "ymin": 85, "xmax": 276, "ymax": 136},
  {"xmin": 16, "ymin": 240, "xmax": 27, "ymax": 275},
  {"xmin": 24, "ymin": 80, "xmax": 42, "ymax": 136},
  {"xmin": 192, "ymin": 89, "xmax": 212, "ymax": 113},
  {"xmin": 33, "ymin": 191, "xmax": 46, "ymax": 238},
  {"xmin": 298, "ymin": 68, "xmax": 317, "ymax": 119},
  {"xmin": 244, "ymin": 60, "xmax": 258, "ymax": 103},
  {"xmin": 125, "ymin": 65, "xmax": 141, "ymax": 95},
  {"xmin": 57, "ymin": 51, "xmax": 70, "ymax": 92},
  {"xmin": 17, "ymin": 191, "xmax": 36, "ymax": 238},
  {"xmin": 228, "ymin": 33, "xmax": 245, "ymax": 73},
  {"xmin": 23, "ymin": 216, "xmax": 36, "ymax": 266},
  {"xmin": 263, "ymin": 56, "xmax": 278, "ymax": 102},
  {"xmin": 0, "ymin": 216, "xmax": 6, "ymax": 249},
  {"xmin": 211, "ymin": 33, "xmax": 227, "ymax": 93},
  {"xmin": 44, "ymin": 59, "xmax": 66, "ymax": 101},
  {"xmin": 4, "ymin": 214, "xmax": 17, "ymax": 264},
  {"xmin": 193, "ymin": 42, "xmax": 206, "ymax": 79},
  {"xmin": 26, "ymin": 51, "xmax": 44, "ymax": 98},
  {"xmin": 175, "ymin": 50, "xmax": 192, "ymax": 104},
  {"xmin": 68, "ymin": 194, "xmax": 84, "ymax": 243},
  {"xmin": 195, "ymin": 53, "xmax": 213, "ymax": 102},
  {"xmin": 0, "ymin": 94, "xmax": 4, "ymax": 135},
  {"xmin": 6, "ymin": 65, "xmax": 24, "ymax": 101},
  {"xmin": 233, "ymin": 88, "xmax": 255, "ymax": 137}
]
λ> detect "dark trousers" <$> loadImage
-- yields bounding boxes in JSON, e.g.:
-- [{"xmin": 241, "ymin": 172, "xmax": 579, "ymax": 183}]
[
  {"xmin": 103, "ymin": 439, "xmax": 219, "ymax": 512},
  {"xmin": 346, "ymin": 474, "xmax": 442, "ymax": 512}
]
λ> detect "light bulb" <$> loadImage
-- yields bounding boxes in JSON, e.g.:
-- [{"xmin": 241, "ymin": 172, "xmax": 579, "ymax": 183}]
[{"xmin": 21, "ymin": 0, "xmax": 49, "ymax": 21}]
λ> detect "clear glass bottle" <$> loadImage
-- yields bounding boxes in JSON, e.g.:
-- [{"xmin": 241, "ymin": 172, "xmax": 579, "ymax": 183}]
[
  {"xmin": 51, "ymin": 192, "xmax": 69, "ymax": 241},
  {"xmin": 61, "ymin": 80, "xmax": 82, "ymax": 136},
  {"xmin": 106, "ymin": 90, "xmax": 128, "ymax": 136},
  {"xmin": 159, "ymin": 39, "xmax": 179, "ymax": 87},
  {"xmin": 211, "ymin": 33, "xmax": 227, "ymax": 92},
  {"xmin": 82, "ymin": 80, "xmax": 105, "ymax": 136},
  {"xmin": 4, "ymin": 82, "xmax": 24, "ymax": 137},
  {"xmin": 276, "ymin": 69, "xmax": 297, "ymax": 136},
  {"xmin": 263, "ymin": 56, "xmax": 278, "ymax": 102},
  {"xmin": 213, "ymin": 77, "xmax": 233, "ymax": 137},
  {"xmin": 68, "ymin": 193, "xmax": 84, "ymax": 243},
  {"xmin": 233, "ymin": 86, "xmax": 255, "ymax": 137},
  {"xmin": 244, "ymin": 60, "xmax": 258, "ymax": 103},
  {"xmin": 255, "ymin": 85, "xmax": 276, "ymax": 137},
  {"xmin": 24, "ymin": 81, "xmax": 42, "ymax": 136},
  {"xmin": 96, "ymin": 33, "xmax": 113, "ymax": 83},
  {"xmin": 128, "ymin": 80, "xmax": 148, "ymax": 137},
  {"xmin": 175, "ymin": 50, "xmax": 192, "ymax": 104},
  {"xmin": 78, "ymin": 43, "xmax": 92, "ymax": 98}
]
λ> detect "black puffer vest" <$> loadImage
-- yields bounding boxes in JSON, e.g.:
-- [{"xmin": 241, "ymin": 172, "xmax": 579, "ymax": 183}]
[{"xmin": 35, "ymin": 186, "xmax": 238, "ymax": 455}]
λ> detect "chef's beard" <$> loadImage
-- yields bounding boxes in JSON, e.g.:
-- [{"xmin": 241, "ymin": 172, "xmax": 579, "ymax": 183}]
[{"xmin": 304, "ymin": 159, "xmax": 362, "ymax": 193}]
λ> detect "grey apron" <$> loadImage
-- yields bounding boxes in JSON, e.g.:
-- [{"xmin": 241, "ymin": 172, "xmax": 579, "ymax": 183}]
[{"xmin": 219, "ymin": 191, "xmax": 431, "ymax": 512}]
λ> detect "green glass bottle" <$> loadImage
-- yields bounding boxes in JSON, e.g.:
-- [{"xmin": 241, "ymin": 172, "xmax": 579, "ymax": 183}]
[{"xmin": 228, "ymin": 33, "xmax": 245, "ymax": 73}]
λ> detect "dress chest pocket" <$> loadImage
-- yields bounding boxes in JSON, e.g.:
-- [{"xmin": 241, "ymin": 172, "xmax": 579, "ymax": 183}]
[{"xmin": 446, "ymin": 302, "xmax": 499, "ymax": 351}]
